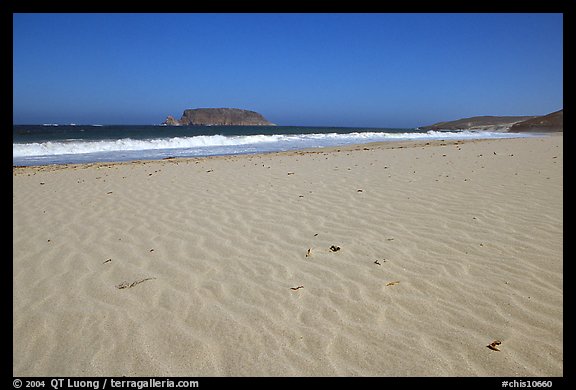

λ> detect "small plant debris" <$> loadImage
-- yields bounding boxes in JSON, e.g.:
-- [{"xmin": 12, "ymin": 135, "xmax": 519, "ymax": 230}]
[
  {"xmin": 115, "ymin": 277, "xmax": 156, "ymax": 290},
  {"xmin": 487, "ymin": 340, "xmax": 502, "ymax": 351}
]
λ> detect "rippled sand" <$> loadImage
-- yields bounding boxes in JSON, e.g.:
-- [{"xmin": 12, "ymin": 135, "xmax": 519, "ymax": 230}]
[{"xmin": 13, "ymin": 136, "xmax": 563, "ymax": 376}]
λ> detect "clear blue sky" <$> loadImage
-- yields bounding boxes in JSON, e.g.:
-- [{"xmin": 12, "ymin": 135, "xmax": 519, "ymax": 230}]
[{"xmin": 13, "ymin": 13, "xmax": 563, "ymax": 127}]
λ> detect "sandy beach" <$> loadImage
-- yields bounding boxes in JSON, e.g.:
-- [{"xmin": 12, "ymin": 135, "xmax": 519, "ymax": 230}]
[{"xmin": 13, "ymin": 135, "xmax": 563, "ymax": 377}]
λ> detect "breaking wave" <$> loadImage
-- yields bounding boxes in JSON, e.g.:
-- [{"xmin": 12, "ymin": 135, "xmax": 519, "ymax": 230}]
[
  {"xmin": 12, "ymin": 129, "xmax": 540, "ymax": 166},
  {"xmin": 12, "ymin": 131, "xmax": 534, "ymax": 158}
]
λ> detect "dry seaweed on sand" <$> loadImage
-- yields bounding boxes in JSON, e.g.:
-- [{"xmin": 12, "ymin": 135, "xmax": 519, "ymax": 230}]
[
  {"xmin": 487, "ymin": 340, "xmax": 502, "ymax": 351},
  {"xmin": 115, "ymin": 277, "xmax": 156, "ymax": 290}
]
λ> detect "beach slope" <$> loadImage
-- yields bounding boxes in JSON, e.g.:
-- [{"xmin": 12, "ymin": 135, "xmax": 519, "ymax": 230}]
[{"xmin": 13, "ymin": 135, "xmax": 563, "ymax": 376}]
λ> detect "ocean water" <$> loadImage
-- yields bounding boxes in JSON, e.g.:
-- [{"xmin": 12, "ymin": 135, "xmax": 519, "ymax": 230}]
[{"xmin": 13, "ymin": 124, "xmax": 540, "ymax": 166}]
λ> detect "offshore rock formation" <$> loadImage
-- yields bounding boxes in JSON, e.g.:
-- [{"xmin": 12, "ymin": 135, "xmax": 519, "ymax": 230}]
[{"xmin": 163, "ymin": 108, "xmax": 275, "ymax": 126}]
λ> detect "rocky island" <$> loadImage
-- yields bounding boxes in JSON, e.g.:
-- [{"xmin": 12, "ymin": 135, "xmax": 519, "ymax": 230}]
[{"xmin": 163, "ymin": 108, "xmax": 275, "ymax": 126}]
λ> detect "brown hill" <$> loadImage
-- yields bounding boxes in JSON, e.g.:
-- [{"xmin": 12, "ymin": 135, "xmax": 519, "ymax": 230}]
[
  {"xmin": 418, "ymin": 115, "xmax": 536, "ymax": 131},
  {"xmin": 508, "ymin": 110, "xmax": 563, "ymax": 133}
]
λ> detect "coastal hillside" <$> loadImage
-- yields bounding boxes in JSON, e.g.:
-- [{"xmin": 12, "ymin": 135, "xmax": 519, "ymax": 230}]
[
  {"xmin": 418, "ymin": 115, "xmax": 536, "ymax": 132},
  {"xmin": 508, "ymin": 109, "xmax": 563, "ymax": 132},
  {"xmin": 163, "ymin": 108, "xmax": 275, "ymax": 126},
  {"xmin": 418, "ymin": 109, "xmax": 563, "ymax": 132}
]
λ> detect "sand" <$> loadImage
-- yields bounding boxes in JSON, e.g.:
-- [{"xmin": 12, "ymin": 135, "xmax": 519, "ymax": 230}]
[{"xmin": 13, "ymin": 135, "xmax": 563, "ymax": 377}]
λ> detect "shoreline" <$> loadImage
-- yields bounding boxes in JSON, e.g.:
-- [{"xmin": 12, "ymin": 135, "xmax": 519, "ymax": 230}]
[
  {"xmin": 12, "ymin": 134, "xmax": 556, "ymax": 172},
  {"xmin": 13, "ymin": 135, "xmax": 563, "ymax": 376}
]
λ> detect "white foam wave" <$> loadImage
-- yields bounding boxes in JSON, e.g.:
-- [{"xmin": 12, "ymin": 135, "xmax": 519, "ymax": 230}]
[
  {"xmin": 13, "ymin": 131, "xmax": 535, "ymax": 159},
  {"xmin": 13, "ymin": 134, "xmax": 283, "ymax": 157}
]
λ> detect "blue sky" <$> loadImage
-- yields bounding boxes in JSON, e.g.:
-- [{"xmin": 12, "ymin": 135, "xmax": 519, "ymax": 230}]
[{"xmin": 13, "ymin": 13, "xmax": 563, "ymax": 127}]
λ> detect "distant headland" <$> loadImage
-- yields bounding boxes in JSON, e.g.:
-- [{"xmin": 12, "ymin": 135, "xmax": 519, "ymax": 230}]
[
  {"xmin": 508, "ymin": 109, "xmax": 563, "ymax": 133},
  {"xmin": 418, "ymin": 109, "xmax": 563, "ymax": 133},
  {"xmin": 163, "ymin": 108, "xmax": 275, "ymax": 126}
]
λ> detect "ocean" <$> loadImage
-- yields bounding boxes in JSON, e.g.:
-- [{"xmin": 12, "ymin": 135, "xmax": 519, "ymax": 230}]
[{"xmin": 13, "ymin": 124, "xmax": 539, "ymax": 166}]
